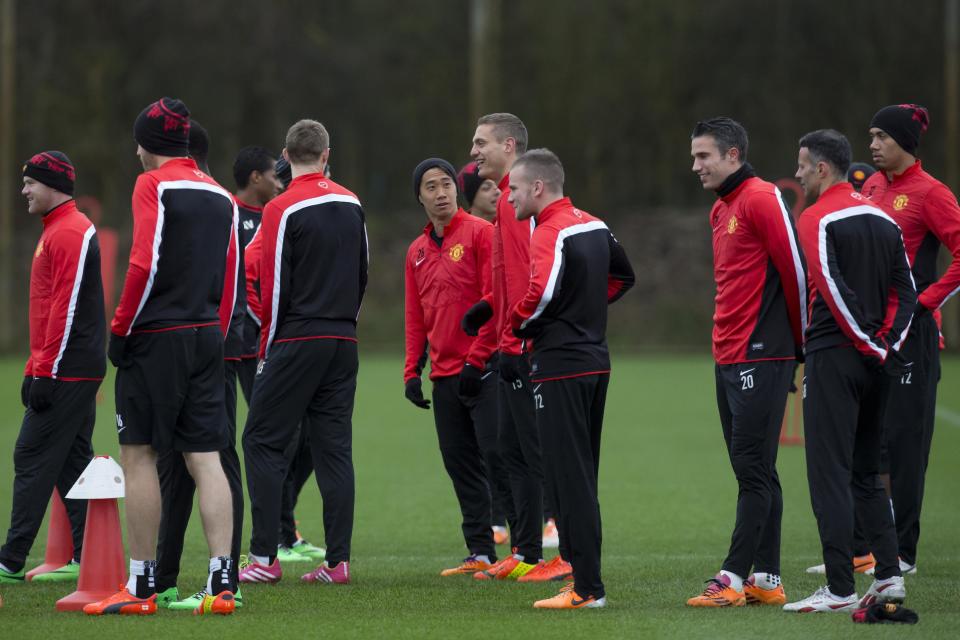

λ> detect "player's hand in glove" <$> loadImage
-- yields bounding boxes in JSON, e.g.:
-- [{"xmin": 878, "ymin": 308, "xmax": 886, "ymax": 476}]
[
  {"xmin": 21, "ymin": 376, "xmax": 32, "ymax": 408},
  {"xmin": 883, "ymin": 347, "xmax": 911, "ymax": 379},
  {"xmin": 461, "ymin": 300, "xmax": 493, "ymax": 337},
  {"xmin": 28, "ymin": 377, "xmax": 56, "ymax": 412},
  {"xmin": 108, "ymin": 334, "xmax": 128, "ymax": 368},
  {"xmin": 405, "ymin": 377, "xmax": 431, "ymax": 410},
  {"xmin": 458, "ymin": 363, "xmax": 484, "ymax": 398}
]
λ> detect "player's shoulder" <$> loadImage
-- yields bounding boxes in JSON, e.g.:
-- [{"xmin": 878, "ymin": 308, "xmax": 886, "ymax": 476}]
[{"xmin": 407, "ymin": 230, "xmax": 429, "ymax": 255}]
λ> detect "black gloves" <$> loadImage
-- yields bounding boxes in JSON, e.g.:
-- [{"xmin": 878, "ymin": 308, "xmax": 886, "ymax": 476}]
[
  {"xmin": 461, "ymin": 300, "xmax": 493, "ymax": 337},
  {"xmin": 498, "ymin": 353, "xmax": 527, "ymax": 384},
  {"xmin": 458, "ymin": 363, "xmax": 484, "ymax": 398},
  {"xmin": 21, "ymin": 376, "xmax": 31, "ymax": 408},
  {"xmin": 404, "ymin": 378, "xmax": 431, "ymax": 409},
  {"xmin": 28, "ymin": 377, "xmax": 56, "ymax": 412},
  {"xmin": 108, "ymin": 334, "xmax": 127, "ymax": 368},
  {"xmin": 883, "ymin": 347, "xmax": 912, "ymax": 379}
]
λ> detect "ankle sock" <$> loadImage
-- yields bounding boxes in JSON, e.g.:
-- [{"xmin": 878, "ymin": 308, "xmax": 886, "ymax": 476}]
[
  {"xmin": 752, "ymin": 572, "xmax": 781, "ymax": 589},
  {"xmin": 207, "ymin": 555, "xmax": 235, "ymax": 594},
  {"xmin": 126, "ymin": 559, "xmax": 157, "ymax": 597},
  {"xmin": 719, "ymin": 570, "xmax": 743, "ymax": 591}
]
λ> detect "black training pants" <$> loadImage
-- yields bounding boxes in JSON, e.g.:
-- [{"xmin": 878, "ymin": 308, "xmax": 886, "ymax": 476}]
[
  {"xmin": 536, "ymin": 374, "xmax": 608, "ymax": 600},
  {"xmin": 278, "ymin": 424, "xmax": 315, "ymax": 548},
  {"xmin": 0, "ymin": 380, "xmax": 98, "ymax": 573},
  {"xmin": 883, "ymin": 312, "xmax": 940, "ymax": 566},
  {"xmin": 804, "ymin": 346, "xmax": 900, "ymax": 597},
  {"xmin": 431, "ymin": 374, "xmax": 497, "ymax": 559},
  {"xmin": 716, "ymin": 360, "xmax": 792, "ymax": 578},
  {"xmin": 155, "ymin": 358, "xmax": 245, "ymax": 590},
  {"xmin": 497, "ymin": 354, "xmax": 544, "ymax": 562},
  {"xmin": 470, "ymin": 359, "xmax": 515, "ymax": 530},
  {"xmin": 244, "ymin": 339, "xmax": 356, "ymax": 564}
]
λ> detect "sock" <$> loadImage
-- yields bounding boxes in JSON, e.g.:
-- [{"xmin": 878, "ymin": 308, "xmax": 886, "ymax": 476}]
[
  {"xmin": 206, "ymin": 556, "xmax": 235, "ymax": 594},
  {"xmin": 250, "ymin": 553, "xmax": 272, "ymax": 566},
  {"xmin": 474, "ymin": 555, "xmax": 491, "ymax": 564},
  {"xmin": 719, "ymin": 570, "xmax": 743, "ymax": 591},
  {"xmin": 752, "ymin": 572, "xmax": 781, "ymax": 589},
  {"xmin": 126, "ymin": 559, "xmax": 157, "ymax": 597}
]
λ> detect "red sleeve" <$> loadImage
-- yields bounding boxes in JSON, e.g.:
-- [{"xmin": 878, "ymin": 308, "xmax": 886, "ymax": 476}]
[
  {"xmin": 244, "ymin": 226, "xmax": 263, "ymax": 324},
  {"xmin": 111, "ymin": 173, "xmax": 158, "ymax": 336},
  {"xmin": 466, "ymin": 222, "xmax": 497, "ymax": 368},
  {"xmin": 34, "ymin": 225, "xmax": 94, "ymax": 378},
  {"xmin": 607, "ymin": 229, "xmax": 635, "ymax": 303},
  {"xmin": 217, "ymin": 200, "xmax": 239, "ymax": 337},
  {"xmin": 918, "ymin": 183, "xmax": 960, "ymax": 310},
  {"xmin": 510, "ymin": 223, "xmax": 560, "ymax": 334},
  {"xmin": 258, "ymin": 204, "xmax": 279, "ymax": 359},
  {"xmin": 749, "ymin": 189, "xmax": 807, "ymax": 348},
  {"xmin": 403, "ymin": 243, "xmax": 427, "ymax": 382}
]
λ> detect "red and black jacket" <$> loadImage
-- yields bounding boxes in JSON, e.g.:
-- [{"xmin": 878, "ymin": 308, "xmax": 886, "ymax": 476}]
[
  {"xmin": 224, "ymin": 198, "xmax": 262, "ymax": 360},
  {"xmin": 862, "ymin": 161, "xmax": 960, "ymax": 312},
  {"xmin": 258, "ymin": 173, "xmax": 368, "ymax": 358},
  {"xmin": 404, "ymin": 209, "xmax": 496, "ymax": 382},
  {"xmin": 510, "ymin": 198, "xmax": 634, "ymax": 382},
  {"xmin": 26, "ymin": 200, "xmax": 106, "ymax": 381},
  {"xmin": 486, "ymin": 174, "xmax": 537, "ymax": 357},
  {"xmin": 710, "ymin": 170, "xmax": 807, "ymax": 365},
  {"xmin": 798, "ymin": 182, "xmax": 916, "ymax": 360},
  {"xmin": 111, "ymin": 157, "xmax": 238, "ymax": 338}
]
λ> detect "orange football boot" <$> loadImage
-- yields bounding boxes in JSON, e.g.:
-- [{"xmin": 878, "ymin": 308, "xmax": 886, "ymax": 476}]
[
  {"xmin": 533, "ymin": 583, "xmax": 606, "ymax": 609},
  {"xmin": 83, "ymin": 586, "xmax": 157, "ymax": 615},
  {"xmin": 686, "ymin": 578, "xmax": 745, "ymax": 607},
  {"xmin": 517, "ymin": 556, "xmax": 573, "ymax": 583},
  {"xmin": 440, "ymin": 556, "xmax": 493, "ymax": 576},
  {"xmin": 743, "ymin": 576, "xmax": 786, "ymax": 606},
  {"xmin": 193, "ymin": 591, "xmax": 236, "ymax": 615}
]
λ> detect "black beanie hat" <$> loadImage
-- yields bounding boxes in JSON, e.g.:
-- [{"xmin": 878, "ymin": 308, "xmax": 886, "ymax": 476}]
[
  {"xmin": 23, "ymin": 151, "xmax": 75, "ymax": 196},
  {"xmin": 847, "ymin": 162, "xmax": 876, "ymax": 192},
  {"xmin": 457, "ymin": 161, "xmax": 484, "ymax": 206},
  {"xmin": 870, "ymin": 104, "xmax": 929, "ymax": 156},
  {"xmin": 275, "ymin": 155, "xmax": 292, "ymax": 189},
  {"xmin": 134, "ymin": 97, "xmax": 191, "ymax": 156},
  {"xmin": 413, "ymin": 158, "xmax": 457, "ymax": 200}
]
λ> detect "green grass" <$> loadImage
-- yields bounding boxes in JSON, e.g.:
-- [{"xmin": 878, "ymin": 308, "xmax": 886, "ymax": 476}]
[{"xmin": 1, "ymin": 352, "xmax": 959, "ymax": 638}]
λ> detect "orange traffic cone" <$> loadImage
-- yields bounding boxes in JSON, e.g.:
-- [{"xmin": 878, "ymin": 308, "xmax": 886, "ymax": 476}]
[
  {"xmin": 56, "ymin": 456, "xmax": 126, "ymax": 612},
  {"xmin": 25, "ymin": 490, "xmax": 74, "ymax": 580}
]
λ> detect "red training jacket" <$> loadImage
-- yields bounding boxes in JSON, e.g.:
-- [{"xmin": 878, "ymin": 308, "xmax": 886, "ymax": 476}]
[
  {"xmin": 862, "ymin": 161, "xmax": 960, "ymax": 312},
  {"xmin": 244, "ymin": 224, "xmax": 263, "ymax": 331},
  {"xmin": 26, "ymin": 200, "xmax": 106, "ymax": 380},
  {"xmin": 798, "ymin": 182, "xmax": 916, "ymax": 361},
  {"xmin": 404, "ymin": 209, "xmax": 496, "ymax": 381},
  {"xmin": 111, "ymin": 157, "xmax": 238, "ymax": 338},
  {"xmin": 710, "ymin": 175, "xmax": 806, "ymax": 364}
]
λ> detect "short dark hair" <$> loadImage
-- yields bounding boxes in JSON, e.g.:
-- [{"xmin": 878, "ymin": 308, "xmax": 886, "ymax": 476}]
[
  {"xmin": 285, "ymin": 119, "xmax": 330, "ymax": 165},
  {"xmin": 799, "ymin": 129, "xmax": 851, "ymax": 178},
  {"xmin": 512, "ymin": 148, "xmax": 565, "ymax": 191},
  {"xmin": 691, "ymin": 117, "xmax": 749, "ymax": 161},
  {"xmin": 188, "ymin": 119, "xmax": 210, "ymax": 170},
  {"xmin": 233, "ymin": 146, "xmax": 276, "ymax": 189},
  {"xmin": 478, "ymin": 112, "xmax": 528, "ymax": 154}
]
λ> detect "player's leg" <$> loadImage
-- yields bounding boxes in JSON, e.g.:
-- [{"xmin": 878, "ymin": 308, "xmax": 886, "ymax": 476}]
[
  {"xmin": 300, "ymin": 340, "xmax": 357, "ymax": 585},
  {"xmin": 237, "ymin": 357, "xmax": 257, "ymax": 406},
  {"xmin": 55, "ymin": 385, "xmax": 97, "ymax": 569},
  {"xmin": 0, "ymin": 381, "xmax": 98, "ymax": 579},
  {"xmin": 432, "ymin": 375, "xmax": 496, "ymax": 574},
  {"xmin": 155, "ymin": 450, "xmax": 194, "ymax": 596}
]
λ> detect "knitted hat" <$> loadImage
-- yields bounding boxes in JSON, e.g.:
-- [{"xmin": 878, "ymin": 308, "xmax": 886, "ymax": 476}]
[
  {"xmin": 847, "ymin": 162, "xmax": 876, "ymax": 192},
  {"xmin": 870, "ymin": 104, "xmax": 929, "ymax": 156},
  {"xmin": 134, "ymin": 97, "xmax": 191, "ymax": 156},
  {"xmin": 275, "ymin": 155, "xmax": 292, "ymax": 189},
  {"xmin": 457, "ymin": 161, "xmax": 484, "ymax": 206},
  {"xmin": 23, "ymin": 151, "xmax": 75, "ymax": 196},
  {"xmin": 413, "ymin": 157, "xmax": 457, "ymax": 200}
]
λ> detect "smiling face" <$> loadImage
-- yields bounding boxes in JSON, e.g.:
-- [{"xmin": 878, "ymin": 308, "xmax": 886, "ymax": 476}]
[
  {"xmin": 22, "ymin": 177, "xmax": 60, "ymax": 215},
  {"xmin": 470, "ymin": 124, "xmax": 512, "ymax": 181},
  {"xmin": 418, "ymin": 167, "xmax": 457, "ymax": 223},
  {"xmin": 691, "ymin": 135, "xmax": 740, "ymax": 191}
]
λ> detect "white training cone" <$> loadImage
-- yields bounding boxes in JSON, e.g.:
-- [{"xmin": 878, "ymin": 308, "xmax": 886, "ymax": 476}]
[{"xmin": 66, "ymin": 455, "xmax": 125, "ymax": 500}]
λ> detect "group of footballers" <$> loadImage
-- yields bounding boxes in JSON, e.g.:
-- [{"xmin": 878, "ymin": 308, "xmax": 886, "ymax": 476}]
[
  {"xmin": 688, "ymin": 104, "xmax": 957, "ymax": 614},
  {"xmin": 0, "ymin": 98, "xmax": 954, "ymax": 618}
]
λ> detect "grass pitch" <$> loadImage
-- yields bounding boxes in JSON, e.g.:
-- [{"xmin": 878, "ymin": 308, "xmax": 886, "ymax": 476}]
[{"xmin": 0, "ymin": 353, "xmax": 958, "ymax": 638}]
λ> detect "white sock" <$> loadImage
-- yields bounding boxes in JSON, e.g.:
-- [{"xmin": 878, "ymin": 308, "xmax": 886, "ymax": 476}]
[
  {"xmin": 206, "ymin": 556, "xmax": 233, "ymax": 594},
  {"xmin": 752, "ymin": 572, "xmax": 781, "ymax": 589},
  {"xmin": 474, "ymin": 555, "xmax": 491, "ymax": 564},
  {"xmin": 250, "ymin": 553, "xmax": 271, "ymax": 566},
  {"xmin": 719, "ymin": 570, "xmax": 743, "ymax": 591}
]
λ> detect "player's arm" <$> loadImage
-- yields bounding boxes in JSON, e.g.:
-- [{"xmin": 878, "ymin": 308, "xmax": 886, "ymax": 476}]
[
  {"xmin": 800, "ymin": 216, "xmax": 887, "ymax": 360},
  {"xmin": 258, "ymin": 206, "xmax": 288, "ymax": 358},
  {"xmin": 466, "ymin": 222, "xmax": 497, "ymax": 367},
  {"xmin": 403, "ymin": 245, "xmax": 428, "ymax": 383},
  {"xmin": 111, "ymin": 173, "xmax": 159, "ymax": 337},
  {"xmin": 35, "ymin": 226, "xmax": 96, "ymax": 378},
  {"xmin": 510, "ymin": 224, "xmax": 559, "ymax": 338},
  {"xmin": 607, "ymin": 229, "xmax": 635, "ymax": 303},
  {"xmin": 358, "ymin": 207, "xmax": 369, "ymax": 315},
  {"xmin": 883, "ymin": 232, "xmax": 918, "ymax": 351},
  {"xmin": 244, "ymin": 226, "xmax": 263, "ymax": 325},
  {"xmin": 751, "ymin": 190, "xmax": 808, "ymax": 348},
  {"xmin": 918, "ymin": 184, "xmax": 960, "ymax": 310},
  {"xmin": 217, "ymin": 199, "xmax": 240, "ymax": 337}
]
